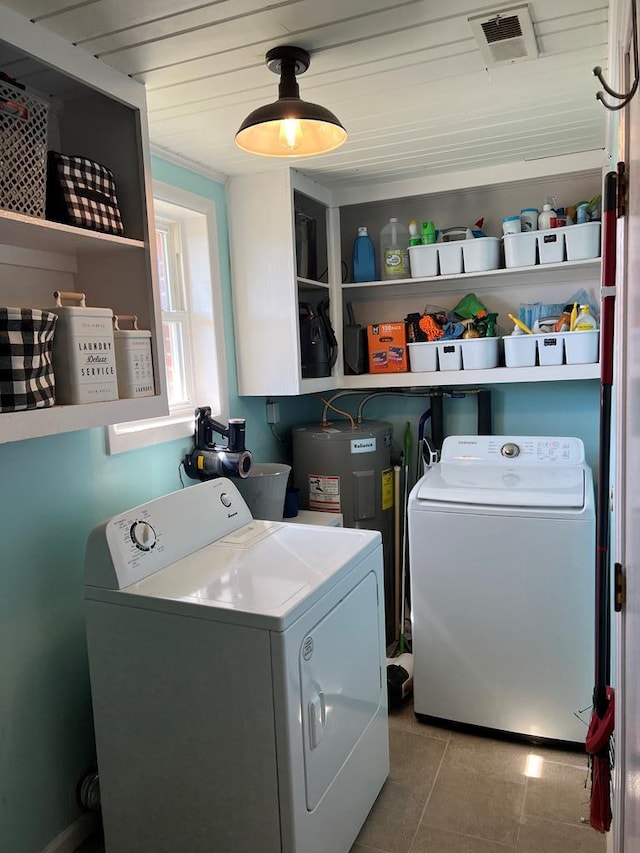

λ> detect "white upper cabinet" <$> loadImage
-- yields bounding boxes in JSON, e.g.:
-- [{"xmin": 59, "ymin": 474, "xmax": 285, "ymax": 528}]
[
  {"xmin": 228, "ymin": 169, "xmax": 339, "ymax": 396},
  {"xmin": 228, "ymin": 155, "xmax": 604, "ymax": 396},
  {"xmin": 0, "ymin": 6, "xmax": 167, "ymax": 444}
]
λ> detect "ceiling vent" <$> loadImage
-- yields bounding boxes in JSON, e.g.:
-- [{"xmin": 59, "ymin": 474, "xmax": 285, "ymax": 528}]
[{"xmin": 468, "ymin": 5, "xmax": 539, "ymax": 66}]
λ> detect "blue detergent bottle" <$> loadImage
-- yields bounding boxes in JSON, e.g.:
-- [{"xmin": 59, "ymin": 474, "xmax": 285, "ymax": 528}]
[{"xmin": 352, "ymin": 226, "xmax": 377, "ymax": 282}]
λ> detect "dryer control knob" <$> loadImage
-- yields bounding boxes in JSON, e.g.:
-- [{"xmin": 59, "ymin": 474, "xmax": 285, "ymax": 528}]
[
  {"xmin": 501, "ymin": 442, "xmax": 521, "ymax": 458},
  {"xmin": 220, "ymin": 493, "xmax": 232, "ymax": 508},
  {"xmin": 130, "ymin": 520, "xmax": 157, "ymax": 551}
]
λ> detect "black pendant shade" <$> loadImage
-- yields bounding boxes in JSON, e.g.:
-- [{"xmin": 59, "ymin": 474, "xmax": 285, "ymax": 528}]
[{"xmin": 235, "ymin": 46, "xmax": 347, "ymax": 157}]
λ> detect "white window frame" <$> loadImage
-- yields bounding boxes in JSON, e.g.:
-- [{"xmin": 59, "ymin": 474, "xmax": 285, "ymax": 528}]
[{"xmin": 106, "ymin": 181, "xmax": 228, "ymax": 454}]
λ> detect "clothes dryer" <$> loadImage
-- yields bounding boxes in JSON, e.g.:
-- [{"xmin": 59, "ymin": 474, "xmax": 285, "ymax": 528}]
[
  {"xmin": 84, "ymin": 478, "xmax": 388, "ymax": 852},
  {"xmin": 408, "ymin": 435, "xmax": 595, "ymax": 743}
]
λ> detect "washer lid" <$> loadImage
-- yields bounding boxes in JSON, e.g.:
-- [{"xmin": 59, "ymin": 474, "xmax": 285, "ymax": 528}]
[{"xmin": 415, "ymin": 463, "xmax": 585, "ymax": 507}]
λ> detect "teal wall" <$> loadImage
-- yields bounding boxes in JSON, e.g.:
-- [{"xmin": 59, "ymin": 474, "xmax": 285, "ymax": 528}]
[{"xmin": 0, "ymin": 156, "xmax": 601, "ymax": 853}]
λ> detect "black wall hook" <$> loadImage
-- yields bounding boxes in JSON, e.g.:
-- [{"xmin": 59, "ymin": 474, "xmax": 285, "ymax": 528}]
[{"xmin": 593, "ymin": 0, "xmax": 638, "ymax": 111}]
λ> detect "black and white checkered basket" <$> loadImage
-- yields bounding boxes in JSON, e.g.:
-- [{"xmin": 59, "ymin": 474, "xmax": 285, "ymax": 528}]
[
  {"xmin": 0, "ymin": 308, "xmax": 57, "ymax": 412},
  {"xmin": 46, "ymin": 151, "xmax": 125, "ymax": 236}
]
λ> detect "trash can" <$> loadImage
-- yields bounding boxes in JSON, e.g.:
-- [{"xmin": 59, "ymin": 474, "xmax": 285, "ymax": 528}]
[{"xmin": 234, "ymin": 463, "xmax": 291, "ymax": 521}]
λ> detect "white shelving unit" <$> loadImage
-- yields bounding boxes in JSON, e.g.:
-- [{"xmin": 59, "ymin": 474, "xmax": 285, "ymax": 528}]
[
  {"xmin": 0, "ymin": 9, "xmax": 167, "ymax": 445},
  {"xmin": 227, "ymin": 158, "xmax": 604, "ymax": 396}
]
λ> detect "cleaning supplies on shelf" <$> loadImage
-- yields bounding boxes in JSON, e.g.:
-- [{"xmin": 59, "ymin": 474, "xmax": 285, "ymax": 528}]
[
  {"xmin": 520, "ymin": 209, "xmax": 538, "ymax": 231},
  {"xmin": 421, "ymin": 221, "xmax": 436, "ymax": 244},
  {"xmin": 508, "ymin": 313, "xmax": 534, "ymax": 335},
  {"xmin": 502, "ymin": 216, "xmax": 522, "ymax": 235},
  {"xmin": 351, "ymin": 226, "xmax": 377, "ymax": 282},
  {"xmin": 574, "ymin": 304, "xmax": 598, "ymax": 331},
  {"xmin": 538, "ymin": 202, "xmax": 557, "ymax": 230},
  {"xmin": 380, "ymin": 217, "xmax": 409, "ymax": 279},
  {"xmin": 408, "ymin": 220, "xmax": 421, "ymax": 247}
]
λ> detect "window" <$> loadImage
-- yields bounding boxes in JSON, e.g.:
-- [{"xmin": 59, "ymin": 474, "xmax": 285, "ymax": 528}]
[{"xmin": 106, "ymin": 182, "xmax": 228, "ymax": 454}]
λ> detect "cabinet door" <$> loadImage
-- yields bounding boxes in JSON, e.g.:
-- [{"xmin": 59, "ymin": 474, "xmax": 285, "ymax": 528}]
[{"xmin": 228, "ymin": 169, "xmax": 338, "ymax": 395}]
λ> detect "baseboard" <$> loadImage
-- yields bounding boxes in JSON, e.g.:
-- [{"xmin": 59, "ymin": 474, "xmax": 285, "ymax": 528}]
[{"xmin": 41, "ymin": 813, "xmax": 99, "ymax": 853}]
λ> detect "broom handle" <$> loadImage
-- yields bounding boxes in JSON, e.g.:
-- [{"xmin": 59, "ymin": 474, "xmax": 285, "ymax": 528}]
[{"xmin": 594, "ymin": 170, "xmax": 617, "ymax": 716}]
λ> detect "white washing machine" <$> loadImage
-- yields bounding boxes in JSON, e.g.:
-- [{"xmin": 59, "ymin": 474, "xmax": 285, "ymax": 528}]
[
  {"xmin": 84, "ymin": 478, "xmax": 389, "ymax": 853},
  {"xmin": 408, "ymin": 435, "xmax": 595, "ymax": 744}
]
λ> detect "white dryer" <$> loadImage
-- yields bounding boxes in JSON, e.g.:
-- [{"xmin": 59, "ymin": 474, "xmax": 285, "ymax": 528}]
[
  {"xmin": 408, "ymin": 435, "xmax": 595, "ymax": 744},
  {"xmin": 84, "ymin": 478, "xmax": 389, "ymax": 853}
]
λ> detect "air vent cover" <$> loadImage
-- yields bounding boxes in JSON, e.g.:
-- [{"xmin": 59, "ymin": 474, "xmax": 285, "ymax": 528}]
[{"xmin": 468, "ymin": 4, "xmax": 538, "ymax": 66}]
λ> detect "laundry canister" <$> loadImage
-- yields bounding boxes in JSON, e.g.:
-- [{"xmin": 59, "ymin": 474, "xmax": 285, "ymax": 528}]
[
  {"xmin": 49, "ymin": 291, "xmax": 118, "ymax": 404},
  {"xmin": 113, "ymin": 315, "xmax": 155, "ymax": 399},
  {"xmin": 234, "ymin": 463, "xmax": 291, "ymax": 521}
]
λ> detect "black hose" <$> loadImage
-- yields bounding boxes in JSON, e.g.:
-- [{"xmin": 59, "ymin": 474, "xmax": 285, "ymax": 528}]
[
  {"xmin": 477, "ymin": 389, "xmax": 492, "ymax": 435},
  {"xmin": 430, "ymin": 395, "xmax": 444, "ymax": 451}
]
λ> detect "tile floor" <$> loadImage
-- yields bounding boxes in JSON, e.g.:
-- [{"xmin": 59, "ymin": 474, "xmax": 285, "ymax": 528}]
[{"xmin": 75, "ymin": 700, "xmax": 606, "ymax": 853}]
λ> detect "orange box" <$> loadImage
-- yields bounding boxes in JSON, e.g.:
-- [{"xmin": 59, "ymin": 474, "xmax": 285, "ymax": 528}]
[{"xmin": 367, "ymin": 322, "xmax": 408, "ymax": 373}]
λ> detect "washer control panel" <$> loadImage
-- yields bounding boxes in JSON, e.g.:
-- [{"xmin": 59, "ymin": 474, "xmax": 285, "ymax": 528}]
[{"xmin": 441, "ymin": 436, "xmax": 585, "ymax": 465}]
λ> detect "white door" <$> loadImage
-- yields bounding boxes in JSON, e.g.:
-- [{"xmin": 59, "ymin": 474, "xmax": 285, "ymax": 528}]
[
  {"xmin": 299, "ymin": 570, "xmax": 383, "ymax": 810},
  {"xmin": 616, "ymin": 11, "xmax": 640, "ymax": 848}
]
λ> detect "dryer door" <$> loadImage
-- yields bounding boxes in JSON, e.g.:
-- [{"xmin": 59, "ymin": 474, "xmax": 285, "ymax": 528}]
[{"xmin": 299, "ymin": 569, "xmax": 382, "ymax": 810}]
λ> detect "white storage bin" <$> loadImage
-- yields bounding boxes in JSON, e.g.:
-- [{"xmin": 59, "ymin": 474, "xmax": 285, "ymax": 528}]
[
  {"xmin": 408, "ymin": 244, "xmax": 439, "ymax": 278},
  {"xmin": 462, "ymin": 237, "xmax": 500, "ymax": 273},
  {"xmin": 408, "ymin": 341, "xmax": 438, "ymax": 372},
  {"xmin": 564, "ymin": 330, "xmax": 599, "ymax": 364},
  {"xmin": 437, "ymin": 242, "xmax": 463, "ymax": 275},
  {"xmin": 536, "ymin": 332, "xmax": 565, "ymax": 366},
  {"xmin": 564, "ymin": 222, "xmax": 601, "ymax": 261},
  {"xmin": 435, "ymin": 340, "xmax": 463, "ymax": 371},
  {"xmin": 461, "ymin": 337, "xmax": 499, "ymax": 369},
  {"xmin": 49, "ymin": 291, "xmax": 118, "ymax": 404},
  {"xmin": 113, "ymin": 315, "xmax": 155, "ymax": 399},
  {"xmin": 537, "ymin": 229, "xmax": 565, "ymax": 264},
  {"xmin": 503, "ymin": 231, "xmax": 537, "ymax": 268},
  {"xmin": 503, "ymin": 334, "xmax": 536, "ymax": 368}
]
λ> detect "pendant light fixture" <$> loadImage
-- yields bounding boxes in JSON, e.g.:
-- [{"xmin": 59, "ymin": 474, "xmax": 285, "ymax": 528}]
[{"xmin": 235, "ymin": 46, "xmax": 347, "ymax": 158}]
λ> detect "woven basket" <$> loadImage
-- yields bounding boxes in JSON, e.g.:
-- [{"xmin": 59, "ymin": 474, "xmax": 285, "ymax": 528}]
[
  {"xmin": 0, "ymin": 79, "xmax": 49, "ymax": 218},
  {"xmin": 0, "ymin": 308, "xmax": 57, "ymax": 412}
]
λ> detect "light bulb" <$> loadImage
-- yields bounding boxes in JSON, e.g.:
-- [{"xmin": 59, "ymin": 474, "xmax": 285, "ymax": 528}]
[{"xmin": 279, "ymin": 118, "xmax": 303, "ymax": 152}]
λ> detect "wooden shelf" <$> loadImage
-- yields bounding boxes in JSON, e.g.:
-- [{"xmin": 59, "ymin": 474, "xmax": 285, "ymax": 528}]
[
  {"xmin": 0, "ymin": 208, "xmax": 146, "ymax": 255},
  {"xmin": 339, "ymin": 363, "xmax": 600, "ymax": 389},
  {"xmin": 0, "ymin": 395, "xmax": 167, "ymax": 445},
  {"xmin": 341, "ymin": 257, "xmax": 600, "ymax": 294},
  {"xmin": 297, "ymin": 276, "xmax": 330, "ymax": 290}
]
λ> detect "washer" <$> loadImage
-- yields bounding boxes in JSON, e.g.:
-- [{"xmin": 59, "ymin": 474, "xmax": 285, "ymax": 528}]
[
  {"xmin": 84, "ymin": 478, "xmax": 389, "ymax": 853},
  {"xmin": 408, "ymin": 435, "xmax": 595, "ymax": 744}
]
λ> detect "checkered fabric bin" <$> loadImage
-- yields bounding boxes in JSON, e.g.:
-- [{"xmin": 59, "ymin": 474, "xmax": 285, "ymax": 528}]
[
  {"xmin": 0, "ymin": 308, "xmax": 57, "ymax": 412},
  {"xmin": 46, "ymin": 151, "xmax": 125, "ymax": 236},
  {"xmin": 0, "ymin": 77, "xmax": 49, "ymax": 218}
]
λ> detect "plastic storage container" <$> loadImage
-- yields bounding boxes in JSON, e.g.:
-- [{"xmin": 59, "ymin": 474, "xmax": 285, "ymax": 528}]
[
  {"xmin": 502, "ymin": 216, "xmax": 521, "ymax": 235},
  {"xmin": 462, "ymin": 237, "xmax": 500, "ymax": 272},
  {"xmin": 49, "ymin": 291, "xmax": 118, "ymax": 404},
  {"xmin": 564, "ymin": 330, "xmax": 599, "ymax": 364},
  {"xmin": 536, "ymin": 332, "xmax": 564, "ymax": 366},
  {"xmin": 503, "ymin": 334, "xmax": 537, "ymax": 368},
  {"xmin": 380, "ymin": 218, "xmax": 409, "ymax": 279},
  {"xmin": 537, "ymin": 229, "xmax": 565, "ymax": 264},
  {"xmin": 113, "ymin": 315, "xmax": 155, "ymax": 399},
  {"xmin": 437, "ymin": 242, "xmax": 464, "ymax": 275},
  {"xmin": 564, "ymin": 222, "xmax": 601, "ymax": 261},
  {"xmin": 461, "ymin": 337, "xmax": 499, "ymax": 370},
  {"xmin": 520, "ymin": 209, "xmax": 538, "ymax": 232},
  {"xmin": 435, "ymin": 340, "xmax": 463, "ymax": 371},
  {"xmin": 408, "ymin": 244, "xmax": 438, "ymax": 278},
  {"xmin": 407, "ymin": 341, "xmax": 438, "ymax": 372},
  {"xmin": 503, "ymin": 231, "xmax": 537, "ymax": 268}
]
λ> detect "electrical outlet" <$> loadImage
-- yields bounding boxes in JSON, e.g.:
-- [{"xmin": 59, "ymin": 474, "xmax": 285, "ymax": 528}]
[{"xmin": 266, "ymin": 401, "xmax": 280, "ymax": 425}]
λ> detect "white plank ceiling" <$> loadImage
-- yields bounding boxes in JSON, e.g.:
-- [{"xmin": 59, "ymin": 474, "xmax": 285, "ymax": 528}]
[{"xmin": 1, "ymin": 0, "xmax": 608, "ymax": 187}]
